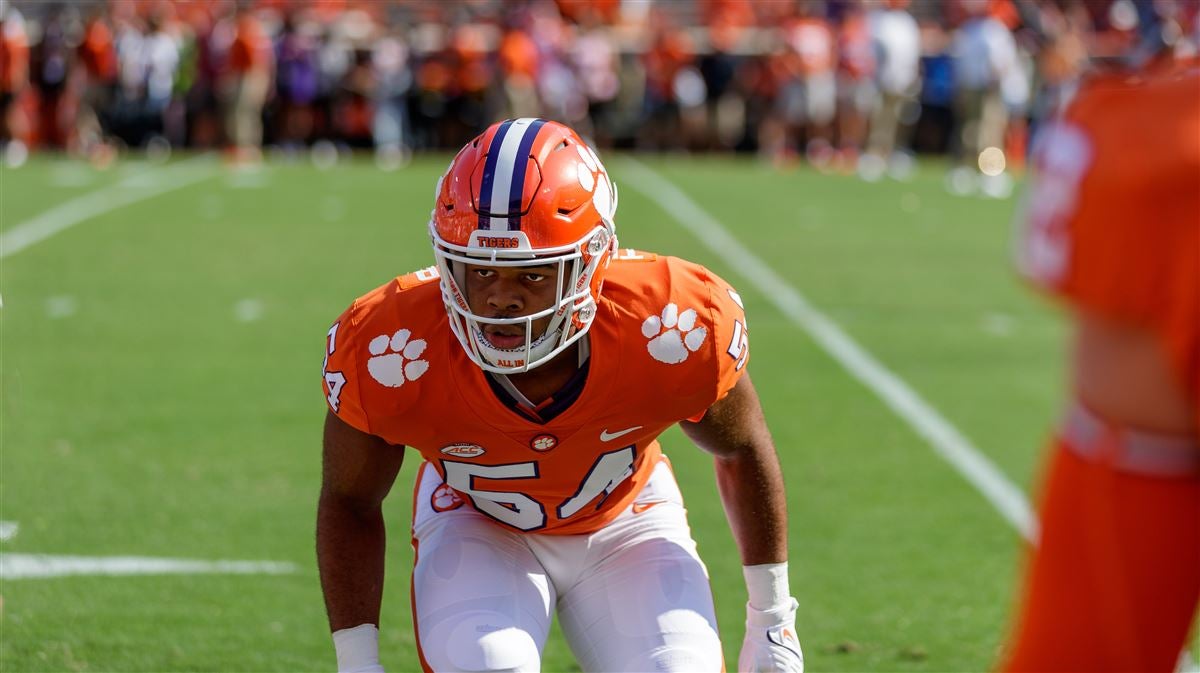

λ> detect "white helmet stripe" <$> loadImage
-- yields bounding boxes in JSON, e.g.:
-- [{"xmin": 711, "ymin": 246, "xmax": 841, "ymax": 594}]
[{"xmin": 485, "ymin": 118, "xmax": 541, "ymax": 231}]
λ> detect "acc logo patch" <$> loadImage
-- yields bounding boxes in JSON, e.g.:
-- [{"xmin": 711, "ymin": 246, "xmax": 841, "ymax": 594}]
[
  {"xmin": 530, "ymin": 434, "xmax": 558, "ymax": 452},
  {"xmin": 430, "ymin": 483, "xmax": 464, "ymax": 512},
  {"xmin": 440, "ymin": 443, "xmax": 486, "ymax": 458}
]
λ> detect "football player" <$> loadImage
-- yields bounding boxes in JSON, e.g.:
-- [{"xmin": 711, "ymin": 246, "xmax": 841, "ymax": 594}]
[
  {"xmin": 999, "ymin": 56, "xmax": 1199, "ymax": 671},
  {"xmin": 317, "ymin": 118, "xmax": 804, "ymax": 673}
]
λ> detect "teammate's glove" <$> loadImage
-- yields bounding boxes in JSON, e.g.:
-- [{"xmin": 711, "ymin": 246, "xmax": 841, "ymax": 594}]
[{"xmin": 738, "ymin": 598, "xmax": 804, "ymax": 673}]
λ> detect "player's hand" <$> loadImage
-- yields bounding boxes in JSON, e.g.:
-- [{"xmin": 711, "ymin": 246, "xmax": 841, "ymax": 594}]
[{"xmin": 738, "ymin": 598, "xmax": 804, "ymax": 672}]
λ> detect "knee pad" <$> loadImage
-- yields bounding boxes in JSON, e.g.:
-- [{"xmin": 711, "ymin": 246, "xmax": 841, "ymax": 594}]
[
  {"xmin": 622, "ymin": 642, "xmax": 723, "ymax": 673},
  {"xmin": 424, "ymin": 612, "xmax": 540, "ymax": 673},
  {"xmin": 606, "ymin": 611, "xmax": 723, "ymax": 673}
]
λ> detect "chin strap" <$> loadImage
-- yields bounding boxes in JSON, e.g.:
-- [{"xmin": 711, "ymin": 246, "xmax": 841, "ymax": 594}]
[
  {"xmin": 488, "ymin": 337, "xmax": 591, "ymax": 408},
  {"xmin": 472, "ymin": 323, "xmax": 561, "ymax": 369}
]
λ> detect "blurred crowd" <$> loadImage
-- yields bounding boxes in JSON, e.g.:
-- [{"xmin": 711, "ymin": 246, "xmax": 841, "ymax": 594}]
[{"xmin": 1, "ymin": 0, "xmax": 1197, "ymax": 188}]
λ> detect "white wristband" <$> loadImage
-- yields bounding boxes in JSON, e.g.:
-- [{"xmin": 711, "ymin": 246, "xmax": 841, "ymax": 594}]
[
  {"xmin": 333, "ymin": 623, "xmax": 383, "ymax": 673},
  {"xmin": 743, "ymin": 562, "xmax": 791, "ymax": 611}
]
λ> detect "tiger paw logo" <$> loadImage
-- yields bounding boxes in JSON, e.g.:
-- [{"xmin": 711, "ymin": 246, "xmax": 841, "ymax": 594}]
[
  {"xmin": 642, "ymin": 303, "xmax": 707, "ymax": 364},
  {"xmin": 431, "ymin": 483, "xmax": 464, "ymax": 512},
  {"xmin": 367, "ymin": 329, "xmax": 429, "ymax": 387}
]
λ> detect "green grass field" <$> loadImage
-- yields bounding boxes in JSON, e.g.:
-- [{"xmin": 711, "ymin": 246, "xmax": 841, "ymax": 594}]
[{"xmin": 0, "ymin": 152, "xmax": 1142, "ymax": 671}]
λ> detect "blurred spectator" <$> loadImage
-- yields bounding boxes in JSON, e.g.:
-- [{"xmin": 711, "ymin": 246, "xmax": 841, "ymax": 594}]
[
  {"xmin": 314, "ymin": 12, "xmax": 352, "ymax": 145},
  {"xmin": 0, "ymin": 0, "xmax": 30, "ymax": 162},
  {"xmin": 698, "ymin": 17, "xmax": 745, "ymax": 151},
  {"xmin": 1000, "ymin": 18, "xmax": 1032, "ymax": 176},
  {"xmin": 606, "ymin": 48, "xmax": 646, "ymax": 149},
  {"xmin": 274, "ymin": 10, "xmax": 320, "ymax": 150},
  {"xmin": 571, "ymin": 7, "xmax": 620, "ymax": 146},
  {"xmin": 775, "ymin": 1, "xmax": 837, "ymax": 164},
  {"xmin": 1029, "ymin": 2, "xmax": 1089, "ymax": 132},
  {"xmin": 834, "ymin": 0, "xmax": 875, "ymax": 170},
  {"xmin": 143, "ymin": 8, "xmax": 182, "ymax": 143},
  {"xmin": 335, "ymin": 48, "xmax": 374, "ymax": 149},
  {"xmin": 110, "ymin": 4, "xmax": 146, "ymax": 146},
  {"xmin": 183, "ymin": 3, "xmax": 224, "ymax": 149},
  {"xmin": 31, "ymin": 5, "xmax": 70, "ymax": 149},
  {"xmin": 410, "ymin": 41, "xmax": 452, "ymax": 149},
  {"xmin": 864, "ymin": 0, "xmax": 921, "ymax": 177},
  {"xmin": 75, "ymin": 8, "xmax": 117, "ymax": 161},
  {"xmin": 223, "ymin": 3, "xmax": 272, "ymax": 163},
  {"xmin": 169, "ymin": 7, "xmax": 198, "ymax": 149},
  {"xmin": 497, "ymin": 24, "xmax": 540, "ymax": 120},
  {"xmin": 911, "ymin": 20, "xmax": 954, "ymax": 156},
  {"xmin": 372, "ymin": 24, "xmax": 412, "ymax": 163},
  {"xmin": 641, "ymin": 17, "xmax": 694, "ymax": 150},
  {"xmin": 949, "ymin": 0, "xmax": 1020, "ymax": 195},
  {"xmin": 533, "ymin": 4, "xmax": 586, "ymax": 136}
]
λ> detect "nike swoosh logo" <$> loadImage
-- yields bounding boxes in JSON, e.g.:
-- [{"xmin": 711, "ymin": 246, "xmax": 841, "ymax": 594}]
[
  {"xmin": 632, "ymin": 500, "xmax": 666, "ymax": 514},
  {"xmin": 600, "ymin": 426, "xmax": 642, "ymax": 442},
  {"xmin": 767, "ymin": 629, "xmax": 802, "ymax": 658}
]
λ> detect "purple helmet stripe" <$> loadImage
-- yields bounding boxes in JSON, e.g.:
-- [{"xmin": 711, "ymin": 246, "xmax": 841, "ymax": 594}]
[{"xmin": 477, "ymin": 119, "xmax": 515, "ymax": 230}]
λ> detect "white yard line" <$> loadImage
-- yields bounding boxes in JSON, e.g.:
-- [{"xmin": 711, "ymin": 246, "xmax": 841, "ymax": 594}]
[
  {"xmin": 0, "ymin": 553, "xmax": 297, "ymax": 580},
  {"xmin": 618, "ymin": 157, "xmax": 1037, "ymax": 542},
  {"xmin": 0, "ymin": 519, "xmax": 295, "ymax": 580},
  {"xmin": 0, "ymin": 157, "xmax": 217, "ymax": 260}
]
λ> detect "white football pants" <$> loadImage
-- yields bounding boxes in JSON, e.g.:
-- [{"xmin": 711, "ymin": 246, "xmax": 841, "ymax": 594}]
[{"xmin": 410, "ymin": 459, "xmax": 724, "ymax": 673}]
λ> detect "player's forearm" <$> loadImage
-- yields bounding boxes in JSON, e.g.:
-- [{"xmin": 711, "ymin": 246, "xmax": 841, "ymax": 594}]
[
  {"xmin": 317, "ymin": 490, "xmax": 388, "ymax": 632},
  {"xmin": 713, "ymin": 444, "xmax": 789, "ymax": 565}
]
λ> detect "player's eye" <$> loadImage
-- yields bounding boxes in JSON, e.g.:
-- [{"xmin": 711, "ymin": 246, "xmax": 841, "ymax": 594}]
[
  {"xmin": 473, "ymin": 268, "xmax": 496, "ymax": 278},
  {"xmin": 523, "ymin": 273, "xmax": 546, "ymax": 282}
]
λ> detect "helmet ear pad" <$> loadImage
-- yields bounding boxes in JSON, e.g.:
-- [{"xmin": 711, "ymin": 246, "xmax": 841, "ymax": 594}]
[{"xmin": 569, "ymin": 227, "xmax": 617, "ymax": 333}]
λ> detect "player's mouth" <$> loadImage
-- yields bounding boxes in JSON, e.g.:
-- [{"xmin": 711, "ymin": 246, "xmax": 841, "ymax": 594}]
[{"xmin": 483, "ymin": 326, "xmax": 526, "ymax": 350}]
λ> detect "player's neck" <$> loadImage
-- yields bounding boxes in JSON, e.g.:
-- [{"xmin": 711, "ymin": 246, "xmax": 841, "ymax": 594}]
[{"xmin": 501, "ymin": 341, "xmax": 584, "ymax": 407}]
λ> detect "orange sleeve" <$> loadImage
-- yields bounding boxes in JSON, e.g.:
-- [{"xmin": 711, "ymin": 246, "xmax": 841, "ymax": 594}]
[
  {"xmin": 321, "ymin": 301, "xmax": 372, "ymax": 434},
  {"xmin": 706, "ymin": 270, "xmax": 751, "ymax": 400},
  {"xmin": 684, "ymin": 265, "xmax": 751, "ymax": 422}
]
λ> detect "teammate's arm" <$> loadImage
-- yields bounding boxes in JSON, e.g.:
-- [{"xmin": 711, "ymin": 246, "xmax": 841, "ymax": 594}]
[
  {"xmin": 317, "ymin": 410, "xmax": 404, "ymax": 672},
  {"xmin": 681, "ymin": 373, "xmax": 803, "ymax": 673}
]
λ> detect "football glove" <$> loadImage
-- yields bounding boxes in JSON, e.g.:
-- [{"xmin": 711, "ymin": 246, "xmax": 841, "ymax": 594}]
[{"xmin": 738, "ymin": 598, "xmax": 804, "ymax": 673}]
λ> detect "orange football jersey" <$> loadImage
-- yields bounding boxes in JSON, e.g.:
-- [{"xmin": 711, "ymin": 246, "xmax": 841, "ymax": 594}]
[
  {"xmin": 322, "ymin": 251, "xmax": 749, "ymax": 535},
  {"xmin": 1017, "ymin": 59, "xmax": 1200, "ymax": 415}
]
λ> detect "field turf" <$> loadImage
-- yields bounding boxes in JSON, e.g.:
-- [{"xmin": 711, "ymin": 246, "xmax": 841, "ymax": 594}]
[{"xmin": 0, "ymin": 153, "xmax": 1178, "ymax": 672}]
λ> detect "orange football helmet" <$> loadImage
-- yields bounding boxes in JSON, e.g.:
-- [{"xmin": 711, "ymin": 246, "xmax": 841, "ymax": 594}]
[{"xmin": 429, "ymin": 118, "xmax": 619, "ymax": 373}]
